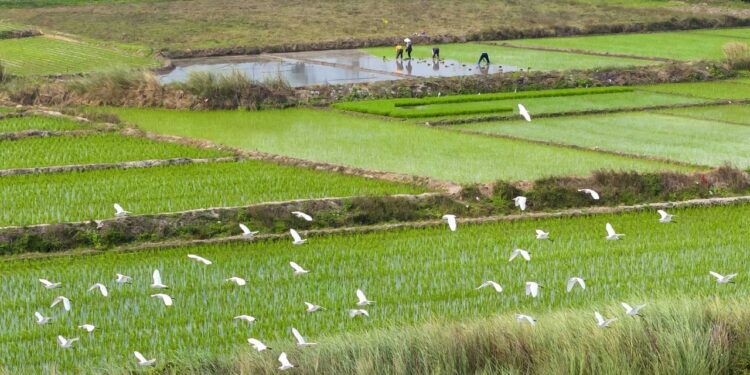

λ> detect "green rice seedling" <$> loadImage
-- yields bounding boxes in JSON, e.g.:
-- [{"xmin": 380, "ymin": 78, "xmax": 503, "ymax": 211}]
[
  {"xmin": 0, "ymin": 115, "xmax": 86, "ymax": 133},
  {"xmin": 0, "ymin": 203, "xmax": 748, "ymax": 372},
  {"xmin": 658, "ymin": 104, "xmax": 750, "ymax": 126},
  {"xmin": 637, "ymin": 79, "xmax": 750, "ymax": 100}
]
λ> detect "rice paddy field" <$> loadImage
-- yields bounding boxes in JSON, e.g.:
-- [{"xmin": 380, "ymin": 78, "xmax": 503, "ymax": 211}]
[
  {"xmin": 2, "ymin": 203, "xmax": 748, "ymax": 372},
  {"xmin": 0, "ymin": 115, "xmax": 86, "ymax": 133}
]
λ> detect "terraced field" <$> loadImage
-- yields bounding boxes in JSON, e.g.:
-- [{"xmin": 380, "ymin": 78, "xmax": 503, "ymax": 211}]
[
  {"xmin": 659, "ymin": 104, "xmax": 750, "ymax": 125},
  {"xmin": 3, "ymin": 203, "xmax": 748, "ymax": 372},
  {"xmin": 0, "ymin": 115, "xmax": 86, "ymax": 132}
]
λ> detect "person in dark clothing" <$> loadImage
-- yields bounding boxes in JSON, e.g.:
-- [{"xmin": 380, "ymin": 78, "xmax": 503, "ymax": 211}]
[
  {"xmin": 395, "ymin": 44, "xmax": 404, "ymax": 60},
  {"xmin": 477, "ymin": 52, "xmax": 490, "ymax": 65},
  {"xmin": 432, "ymin": 47, "xmax": 440, "ymax": 59},
  {"xmin": 404, "ymin": 38, "xmax": 413, "ymax": 60}
]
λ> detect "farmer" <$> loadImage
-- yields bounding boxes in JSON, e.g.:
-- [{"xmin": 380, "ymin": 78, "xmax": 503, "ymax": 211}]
[
  {"xmin": 404, "ymin": 38, "xmax": 413, "ymax": 60},
  {"xmin": 477, "ymin": 52, "xmax": 490, "ymax": 65},
  {"xmin": 432, "ymin": 47, "xmax": 440, "ymax": 59},
  {"xmin": 395, "ymin": 43, "xmax": 404, "ymax": 60}
]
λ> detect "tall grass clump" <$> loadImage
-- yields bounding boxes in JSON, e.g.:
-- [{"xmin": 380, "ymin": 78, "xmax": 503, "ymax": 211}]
[
  {"xmin": 65, "ymin": 70, "xmax": 165, "ymax": 106},
  {"xmin": 723, "ymin": 42, "xmax": 750, "ymax": 70},
  {"xmin": 179, "ymin": 70, "xmax": 295, "ymax": 110}
]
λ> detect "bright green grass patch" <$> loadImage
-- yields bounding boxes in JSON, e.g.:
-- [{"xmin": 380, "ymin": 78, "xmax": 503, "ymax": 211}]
[
  {"xmin": 693, "ymin": 27, "xmax": 750, "ymax": 40},
  {"xmin": 658, "ymin": 104, "xmax": 750, "ymax": 125},
  {"xmin": 112, "ymin": 107, "xmax": 687, "ymax": 183},
  {"xmin": 0, "ymin": 133, "xmax": 230, "ymax": 170},
  {"xmin": 505, "ymin": 29, "xmax": 750, "ymax": 60},
  {"xmin": 638, "ymin": 80, "xmax": 750, "ymax": 100},
  {"xmin": 363, "ymin": 43, "xmax": 655, "ymax": 71},
  {"xmin": 0, "ymin": 36, "xmax": 158, "ymax": 76},
  {"xmin": 0, "ymin": 115, "xmax": 85, "ymax": 133},
  {"xmin": 0, "ymin": 160, "xmax": 424, "ymax": 226},
  {"xmin": 1, "ymin": 203, "xmax": 748, "ymax": 372},
  {"xmin": 455, "ymin": 112, "xmax": 750, "ymax": 167}
]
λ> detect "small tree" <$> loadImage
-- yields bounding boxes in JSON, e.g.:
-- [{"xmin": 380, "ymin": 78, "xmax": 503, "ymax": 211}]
[{"xmin": 723, "ymin": 42, "xmax": 750, "ymax": 70}]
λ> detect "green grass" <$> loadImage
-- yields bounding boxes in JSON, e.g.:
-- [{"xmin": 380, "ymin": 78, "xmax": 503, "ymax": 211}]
[
  {"xmin": 0, "ymin": 133, "xmax": 230, "ymax": 170},
  {"xmin": 455, "ymin": 112, "xmax": 750, "ymax": 167},
  {"xmin": 363, "ymin": 43, "xmax": 655, "ymax": 71},
  {"xmin": 506, "ymin": 28, "xmax": 750, "ymax": 61},
  {"xmin": 0, "ymin": 115, "xmax": 86, "ymax": 133},
  {"xmin": 658, "ymin": 104, "xmax": 750, "ymax": 125},
  {"xmin": 1, "ymin": 202, "xmax": 748, "ymax": 372},
  {"xmin": 111, "ymin": 107, "xmax": 687, "ymax": 183},
  {"xmin": 0, "ymin": 160, "xmax": 425, "ymax": 227},
  {"xmin": 638, "ymin": 79, "xmax": 750, "ymax": 100},
  {"xmin": 0, "ymin": 36, "xmax": 158, "ymax": 76}
]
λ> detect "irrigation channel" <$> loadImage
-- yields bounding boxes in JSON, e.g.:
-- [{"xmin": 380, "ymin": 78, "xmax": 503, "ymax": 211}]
[{"xmin": 159, "ymin": 49, "xmax": 512, "ymax": 86}]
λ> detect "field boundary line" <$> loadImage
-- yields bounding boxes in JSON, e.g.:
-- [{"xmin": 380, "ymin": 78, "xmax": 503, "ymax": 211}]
[
  {"xmin": 10, "ymin": 195, "xmax": 749, "ymax": 261},
  {"xmin": 0, "ymin": 156, "xmax": 240, "ymax": 177},
  {"xmin": 489, "ymin": 42, "xmax": 677, "ymax": 63},
  {"xmin": 657, "ymin": 110, "xmax": 750, "ymax": 128},
  {"xmin": 0, "ymin": 129, "xmax": 103, "ymax": 141}
]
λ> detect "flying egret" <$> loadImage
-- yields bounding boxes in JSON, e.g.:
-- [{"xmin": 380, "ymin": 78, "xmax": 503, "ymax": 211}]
[
  {"xmin": 566, "ymin": 277, "xmax": 586, "ymax": 292},
  {"xmin": 476, "ymin": 280, "xmax": 503, "ymax": 293},
  {"xmin": 516, "ymin": 314, "xmax": 536, "ymax": 326},
  {"xmin": 278, "ymin": 352, "xmax": 295, "ymax": 371},
  {"xmin": 88, "ymin": 283, "xmax": 108, "ymax": 297},
  {"xmin": 513, "ymin": 196, "xmax": 527, "ymax": 211},
  {"xmin": 115, "ymin": 273, "xmax": 131, "ymax": 284},
  {"xmin": 57, "ymin": 335, "xmax": 79, "ymax": 348},
  {"xmin": 290, "ymin": 229, "xmax": 307, "ymax": 245},
  {"xmin": 151, "ymin": 293, "xmax": 173, "ymax": 306},
  {"xmin": 134, "ymin": 351, "xmax": 156, "ymax": 366},
  {"xmin": 51, "ymin": 296, "xmax": 71, "ymax": 312},
  {"xmin": 594, "ymin": 311, "xmax": 617, "ymax": 328},
  {"xmin": 289, "ymin": 261, "xmax": 310, "ymax": 275},
  {"xmin": 292, "ymin": 327, "xmax": 317, "ymax": 346},
  {"xmin": 78, "ymin": 324, "xmax": 96, "ymax": 333},
  {"xmin": 225, "ymin": 277, "xmax": 247, "ymax": 286},
  {"xmin": 187, "ymin": 254, "xmax": 212, "ymax": 265},
  {"xmin": 525, "ymin": 282, "xmax": 541, "ymax": 298},
  {"xmin": 239, "ymin": 223, "xmax": 259, "ymax": 238},
  {"xmin": 518, "ymin": 104, "xmax": 531, "ymax": 122},
  {"xmin": 34, "ymin": 311, "xmax": 51, "ymax": 325},
  {"xmin": 356, "ymin": 289, "xmax": 375, "ymax": 306},
  {"xmin": 151, "ymin": 269, "xmax": 167, "ymax": 289},
  {"xmin": 710, "ymin": 271, "xmax": 737, "ymax": 284},
  {"xmin": 657, "ymin": 210, "xmax": 674, "ymax": 223},
  {"xmin": 349, "ymin": 309, "xmax": 370, "ymax": 318},
  {"xmin": 113, "ymin": 203, "xmax": 129, "ymax": 217},
  {"xmin": 442, "ymin": 214, "xmax": 457, "ymax": 232},
  {"xmin": 291, "ymin": 211, "xmax": 313, "ymax": 222},
  {"xmin": 535, "ymin": 229, "xmax": 551, "ymax": 240},
  {"xmin": 39, "ymin": 279, "xmax": 61, "ymax": 289},
  {"xmin": 509, "ymin": 249, "xmax": 531, "ymax": 262},
  {"xmin": 304, "ymin": 302, "xmax": 324, "ymax": 313},
  {"xmin": 248, "ymin": 338, "xmax": 270, "ymax": 352},
  {"xmin": 577, "ymin": 189, "xmax": 600, "ymax": 200},
  {"xmin": 605, "ymin": 223, "xmax": 624, "ymax": 240},
  {"xmin": 621, "ymin": 302, "xmax": 646, "ymax": 317},
  {"xmin": 233, "ymin": 315, "xmax": 256, "ymax": 324}
]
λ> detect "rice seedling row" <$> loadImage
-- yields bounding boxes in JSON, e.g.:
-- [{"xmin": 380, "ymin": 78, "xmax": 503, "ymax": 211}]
[
  {"xmin": 1, "ymin": 203, "xmax": 748, "ymax": 372},
  {"xmin": 637, "ymin": 79, "xmax": 750, "ymax": 100},
  {"xmin": 658, "ymin": 104, "xmax": 750, "ymax": 126},
  {"xmin": 0, "ymin": 115, "xmax": 86, "ymax": 133}
]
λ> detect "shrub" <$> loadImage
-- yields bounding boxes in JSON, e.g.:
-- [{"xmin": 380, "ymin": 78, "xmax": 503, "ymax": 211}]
[
  {"xmin": 723, "ymin": 42, "xmax": 750, "ymax": 70},
  {"xmin": 178, "ymin": 70, "xmax": 294, "ymax": 110}
]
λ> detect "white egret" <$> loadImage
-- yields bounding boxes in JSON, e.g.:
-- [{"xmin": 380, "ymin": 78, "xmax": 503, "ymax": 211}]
[
  {"xmin": 566, "ymin": 277, "xmax": 586, "ymax": 292},
  {"xmin": 239, "ymin": 223, "xmax": 259, "ymax": 238},
  {"xmin": 509, "ymin": 249, "xmax": 531, "ymax": 262},
  {"xmin": 710, "ymin": 271, "xmax": 737, "ymax": 284},
  {"xmin": 289, "ymin": 261, "xmax": 310, "ymax": 275},
  {"xmin": 278, "ymin": 352, "xmax": 295, "ymax": 371},
  {"xmin": 151, "ymin": 293, "xmax": 173, "ymax": 306},
  {"xmin": 291, "ymin": 211, "xmax": 313, "ymax": 222},
  {"xmin": 525, "ymin": 282, "xmax": 540, "ymax": 298},
  {"xmin": 577, "ymin": 189, "xmax": 600, "ymax": 200},
  {"xmin": 134, "ymin": 351, "xmax": 156, "ymax": 366},
  {"xmin": 39, "ymin": 279, "xmax": 61, "ymax": 289},
  {"xmin": 233, "ymin": 315, "xmax": 256, "ymax": 324},
  {"xmin": 657, "ymin": 210, "xmax": 674, "ymax": 223},
  {"xmin": 442, "ymin": 214, "xmax": 457, "ymax": 232},
  {"xmin": 248, "ymin": 338, "xmax": 270, "ymax": 352},
  {"xmin": 113, "ymin": 203, "xmax": 129, "ymax": 217},
  {"xmin": 51, "ymin": 296, "xmax": 71, "ymax": 312},
  {"xmin": 78, "ymin": 324, "xmax": 96, "ymax": 333},
  {"xmin": 187, "ymin": 254, "xmax": 212, "ymax": 265},
  {"xmin": 34, "ymin": 311, "xmax": 51, "ymax": 325},
  {"xmin": 349, "ymin": 309, "xmax": 370, "ymax": 318},
  {"xmin": 304, "ymin": 302, "xmax": 324, "ymax": 313},
  {"xmin": 151, "ymin": 269, "xmax": 168, "ymax": 289},
  {"xmin": 518, "ymin": 104, "xmax": 531, "ymax": 122},
  {"xmin": 88, "ymin": 283, "xmax": 108, "ymax": 297},
  {"xmin": 115, "ymin": 273, "xmax": 132, "ymax": 284},
  {"xmin": 290, "ymin": 229, "xmax": 307, "ymax": 245},
  {"xmin": 594, "ymin": 311, "xmax": 617, "ymax": 328},
  {"xmin": 57, "ymin": 335, "xmax": 79, "ymax": 348},
  {"xmin": 225, "ymin": 277, "xmax": 247, "ymax": 286},
  {"xmin": 605, "ymin": 223, "xmax": 624, "ymax": 240},
  {"xmin": 516, "ymin": 314, "xmax": 536, "ymax": 326},
  {"xmin": 476, "ymin": 280, "xmax": 503, "ymax": 293},
  {"xmin": 621, "ymin": 302, "xmax": 646, "ymax": 317},
  {"xmin": 292, "ymin": 327, "xmax": 318, "ymax": 346},
  {"xmin": 356, "ymin": 289, "xmax": 375, "ymax": 306},
  {"xmin": 513, "ymin": 196, "xmax": 527, "ymax": 211},
  {"xmin": 535, "ymin": 229, "xmax": 550, "ymax": 240}
]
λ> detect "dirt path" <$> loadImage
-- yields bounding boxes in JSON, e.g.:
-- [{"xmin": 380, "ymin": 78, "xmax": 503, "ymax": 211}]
[{"xmin": 0, "ymin": 156, "xmax": 240, "ymax": 177}]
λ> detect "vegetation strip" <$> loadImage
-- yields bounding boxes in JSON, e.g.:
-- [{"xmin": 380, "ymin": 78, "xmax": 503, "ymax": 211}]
[
  {"xmin": 0, "ymin": 129, "xmax": 101, "ymax": 141},
  {"xmin": 391, "ymin": 87, "xmax": 634, "ymax": 107},
  {"xmin": 0, "ymin": 156, "xmax": 240, "ymax": 177},
  {"xmin": 494, "ymin": 42, "xmax": 676, "ymax": 62}
]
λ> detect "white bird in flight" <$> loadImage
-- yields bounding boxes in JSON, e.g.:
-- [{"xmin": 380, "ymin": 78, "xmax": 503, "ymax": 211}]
[
  {"xmin": 621, "ymin": 302, "xmax": 646, "ymax": 317},
  {"xmin": 239, "ymin": 223, "xmax": 259, "ymax": 238},
  {"xmin": 605, "ymin": 223, "xmax": 624, "ymax": 240},
  {"xmin": 290, "ymin": 229, "xmax": 307, "ymax": 245},
  {"xmin": 51, "ymin": 296, "xmax": 71, "ymax": 312},
  {"xmin": 509, "ymin": 249, "xmax": 531, "ymax": 262},
  {"xmin": 78, "ymin": 324, "xmax": 96, "ymax": 333},
  {"xmin": 513, "ymin": 196, "xmax": 527, "ymax": 211},
  {"xmin": 134, "ymin": 351, "xmax": 156, "ymax": 366},
  {"xmin": 233, "ymin": 315, "xmax": 257, "ymax": 324},
  {"xmin": 525, "ymin": 282, "xmax": 541, "ymax": 298},
  {"xmin": 516, "ymin": 314, "xmax": 536, "ymax": 326},
  {"xmin": 225, "ymin": 276, "xmax": 247, "ymax": 286},
  {"xmin": 577, "ymin": 189, "xmax": 600, "ymax": 200},
  {"xmin": 518, "ymin": 104, "xmax": 531, "ymax": 122},
  {"xmin": 710, "ymin": 271, "xmax": 737, "ymax": 284},
  {"xmin": 476, "ymin": 280, "xmax": 503, "ymax": 293},
  {"xmin": 442, "ymin": 214, "xmax": 457, "ymax": 232},
  {"xmin": 535, "ymin": 229, "xmax": 550, "ymax": 240},
  {"xmin": 657, "ymin": 209, "xmax": 674, "ymax": 223},
  {"xmin": 187, "ymin": 254, "xmax": 212, "ymax": 265},
  {"xmin": 151, "ymin": 269, "xmax": 168, "ymax": 289},
  {"xmin": 356, "ymin": 289, "xmax": 375, "ymax": 306},
  {"xmin": 57, "ymin": 335, "xmax": 79, "ymax": 348},
  {"xmin": 349, "ymin": 309, "xmax": 370, "ymax": 318},
  {"xmin": 248, "ymin": 338, "xmax": 270, "ymax": 352},
  {"xmin": 289, "ymin": 261, "xmax": 310, "ymax": 275},
  {"xmin": 39, "ymin": 279, "xmax": 61, "ymax": 289},
  {"xmin": 151, "ymin": 293, "xmax": 173, "ymax": 306},
  {"xmin": 566, "ymin": 277, "xmax": 586, "ymax": 292},
  {"xmin": 278, "ymin": 352, "xmax": 295, "ymax": 371},
  {"xmin": 34, "ymin": 311, "xmax": 51, "ymax": 325},
  {"xmin": 292, "ymin": 211, "xmax": 313, "ymax": 222},
  {"xmin": 115, "ymin": 273, "xmax": 131, "ymax": 284},
  {"xmin": 292, "ymin": 327, "xmax": 317, "ymax": 346},
  {"xmin": 594, "ymin": 311, "xmax": 617, "ymax": 328},
  {"xmin": 113, "ymin": 203, "xmax": 129, "ymax": 217},
  {"xmin": 88, "ymin": 283, "xmax": 108, "ymax": 297},
  {"xmin": 305, "ymin": 302, "xmax": 324, "ymax": 313}
]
